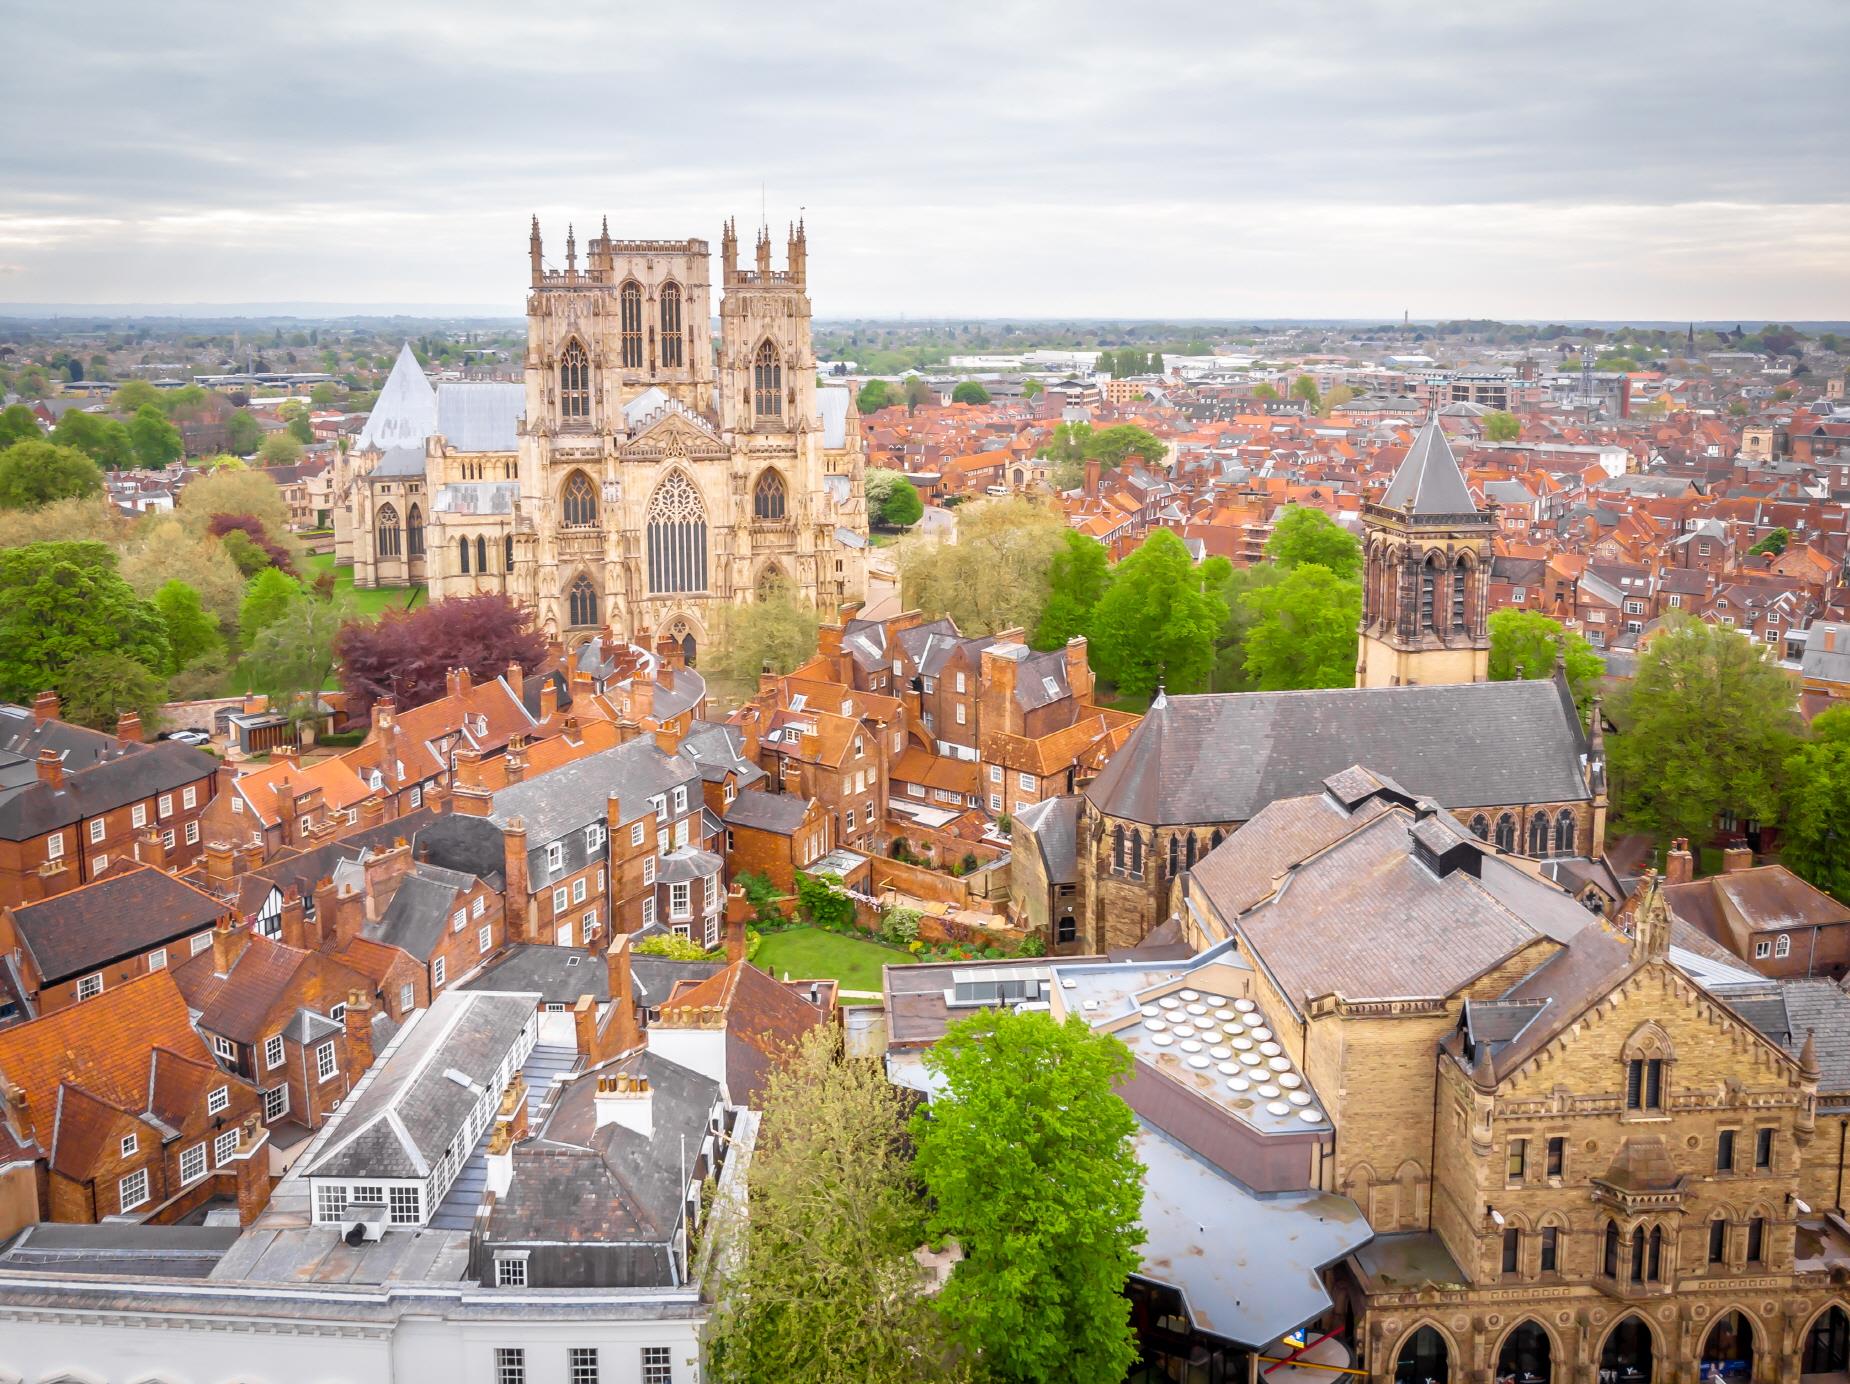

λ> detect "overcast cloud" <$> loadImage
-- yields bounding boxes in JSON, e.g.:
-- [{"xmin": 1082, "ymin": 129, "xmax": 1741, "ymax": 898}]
[{"xmin": 4, "ymin": 1, "xmax": 1847, "ymax": 319}]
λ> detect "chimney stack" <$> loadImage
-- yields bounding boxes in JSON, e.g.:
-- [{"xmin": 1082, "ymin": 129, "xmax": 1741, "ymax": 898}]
[
  {"xmin": 34, "ymin": 748, "xmax": 63, "ymax": 789},
  {"xmin": 1664, "ymin": 837, "xmax": 1694, "ymax": 887},
  {"xmin": 502, "ymin": 818, "xmax": 530, "ymax": 943},
  {"xmin": 116, "ymin": 711, "xmax": 144, "ymax": 746},
  {"xmin": 279, "ymin": 887, "xmax": 310, "ymax": 950},
  {"xmin": 210, "ymin": 915, "xmax": 248, "ymax": 978},
  {"xmin": 593, "ymin": 1071, "xmax": 653, "ymax": 1138},
  {"xmin": 539, "ymin": 676, "xmax": 559, "ymax": 723},
  {"xmin": 724, "ymin": 884, "xmax": 751, "ymax": 965},
  {"xmin": 1722, "ymin": 845, "xmax": 1755, "ymax": 874},
  {"xmin": 203, "ymin": 840, "xmax": 235, "ymax": 881},
  {"xmin": 504, "ymin": 660, "xmax": 525, "ymax": 701},
  {"xmin": 31, "ymin": 691, "xmax": 60, "ymax": 724},
  {"xmin": 343, "ymin": 988, "xmax": 375, "ymax": 1072}
]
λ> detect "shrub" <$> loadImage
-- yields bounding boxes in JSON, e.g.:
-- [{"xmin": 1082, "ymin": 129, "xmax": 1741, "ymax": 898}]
[
  {"xmin": 796, "ymin": 871, "xmax": 856, "ymax": 931},
  {"xmin": 1017, "ymin": 933, "xmax": 1047, "ymax": 958},
  {"xmin": 960, "ymin": 852, "xmax": 979, "ymax": 876},
  {"xmin": 635, "ymin": 933, "xmax": 711, "ymax": 961},
  {"xmin": 880, "ymin": 907, "xmax": 922, "ymax": 946}
]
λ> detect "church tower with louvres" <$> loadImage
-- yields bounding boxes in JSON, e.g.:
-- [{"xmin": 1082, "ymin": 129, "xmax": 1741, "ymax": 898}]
[
  {"xmin": 1356, "ymin": 415, "xmax": 1494, "ymax": 688},
  {"xmin": 339, "ymin": 213, "xmax": 869, "ymax": 662}
]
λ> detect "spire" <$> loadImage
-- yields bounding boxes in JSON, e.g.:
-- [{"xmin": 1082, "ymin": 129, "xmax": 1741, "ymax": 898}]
[
  {"xmin": 601, "ymin": 214, "xmax": 610, "ymax": 240},
  {"xmin": 566, "ymin": 223, "xmax": 577, "ymax": 275},
  {"xmin": 755, "ymin": 221, "xmax": 772, "ymax": 275},
  {"xmin": 1801, "ymin": 1029, "xmax": 1821, "ymax": 1081},
  {"xmin": 529, "ymin": 216, "xmax": 542, "ymax": 283},
  {"xmin": 1379, "ymin": 415, "xmax": 1479, "ymax": 516},
  {"xmin": 721, "ymin": 217, "xmax": 738, "ymax": 281},
  {"xmin": 354, "ymin": 342, "xmax": 438, "ymax": 453},
  {"xmin": 1471, "ymin": 1039, "xmax": 1496, "ymax": 1089}
]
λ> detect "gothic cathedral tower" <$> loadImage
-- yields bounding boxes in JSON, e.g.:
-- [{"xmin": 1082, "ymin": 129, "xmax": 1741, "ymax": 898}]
[{"xmin": 1356, "ymin": 416, "xmax": 1493, "ymax": 687}]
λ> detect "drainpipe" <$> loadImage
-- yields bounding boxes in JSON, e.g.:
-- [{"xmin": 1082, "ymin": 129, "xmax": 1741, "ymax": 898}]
[{"xmin": 1837, "ymin": 1119, "xmax": 1846, "ymax": 1214}]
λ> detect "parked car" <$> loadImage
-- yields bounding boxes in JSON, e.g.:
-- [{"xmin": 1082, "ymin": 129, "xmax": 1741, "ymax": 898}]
[{"xmin": 160, "ymin": 729, "xmax": 212, "ymax": 747}]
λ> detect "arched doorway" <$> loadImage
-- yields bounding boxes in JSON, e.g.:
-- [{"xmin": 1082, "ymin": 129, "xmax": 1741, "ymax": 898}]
[
  {"xmin": 1804, "ymin": 1306, "xmax": 1849, "ymax": 1377},
  {"xmin": 1394, "ymin": 1325, "xmax": 1448, "ymax": 1384},
  {"xmin": 1600, "ymin": 1316, "xmax": 1653, "ymax": 1384},
  {"xmin": 1497, "ymin": 1320, "xmax": 1551, "ymax": 1384},
  {"xmin": 1701, "ymin": 1311, "xmax": 1754, "ymax": 1381}
]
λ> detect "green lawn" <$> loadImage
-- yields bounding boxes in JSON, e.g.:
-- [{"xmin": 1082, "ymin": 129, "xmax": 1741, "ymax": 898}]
[
  {"xmin": 753, "ymin": 927, "xmax": 916, "ymax": 1002},
  {"xmin": 304, "ymin": 553, "xmax": 423, "ymax": 619}
]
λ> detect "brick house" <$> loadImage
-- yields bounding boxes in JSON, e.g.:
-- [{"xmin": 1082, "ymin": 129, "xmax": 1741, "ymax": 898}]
[
  {"xmin": 1661, "ymin": 839, "xmax": 1850, "ymax": 980},
  {"xmin": 0, "ymin": 865, "xmax": 237, "ymax": 1018},
  {"xmin": 721, "ymin": 789, "xmax": 828, "ymax": 895},
  {"xmin": 0, "ymin": 697, "xmax": 218, "ymax": 909},
  {"xmin": 171, "ymin": 923, "xmax": 378, "ymax": 1150},
  {"xmin": 0, "ymin": 971, "xmax": 269, "ymax": 1226},
  {"xmin": 198, "ymin": 754, "xmax": 372, "ymax": 855}
]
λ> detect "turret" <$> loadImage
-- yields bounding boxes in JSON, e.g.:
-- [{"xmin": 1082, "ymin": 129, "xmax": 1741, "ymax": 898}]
[
  {"xmin": 529, "ymin": 216, "xmax": 542, "ymax": 284},
  {"xmin": 788, "ymin": 218, "xmax": 807, "ymax": 287},
  {"xmin": 721, "ymin": 217, "xmax": 738, "ymax": 281},
  {"xmin": 756, "ymin": 222, "xmax": 772, "ymax": 276},
  {"xmin": 565, "ymin": 222, "xmax": 577, "ymax": 276}
]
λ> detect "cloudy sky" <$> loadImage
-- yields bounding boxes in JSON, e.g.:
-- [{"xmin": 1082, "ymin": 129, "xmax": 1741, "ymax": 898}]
[{"xmin": 4, "ymin": 1, "xmax": 1847, "ymax": 320}]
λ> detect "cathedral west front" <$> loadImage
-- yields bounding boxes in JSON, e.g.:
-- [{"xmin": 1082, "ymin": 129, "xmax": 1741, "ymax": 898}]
[{"xmin": 334, "ymin": 215, "xmax": 870, "ymax": 659}]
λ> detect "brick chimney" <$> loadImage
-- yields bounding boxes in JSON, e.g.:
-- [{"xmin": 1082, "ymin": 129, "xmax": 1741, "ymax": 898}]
[
  {"xmin": 504, "ymin": 737, "xmax": 527, "ymax": 785},
  {"xmin": 133, "ymin": 827, "xmax": 167, "ymax": 870},
  {"xmin": 34, "ymin": 748, "xmax": 63, "ymax": 788},
  {"xmin": 724, "ymin": 884, "xmax": 751, "ymax": 965},
  {"xmin": 279, "ymin": 887, "xmax": 310, "ymax": 949},
  {"xmin": 1064, "ymin": 636, "xmax": 1095, "ymax": 703},
  {"xmin": 116, "ymin": 711, "xmax": 144, "ymax": 745},
  {"xmin": 451, "ymin": 746, "xmax": 492, "ymax": 816},
  {"xmin": 605, "ymin": 932, "xmax": 639, "ymax": 1052},
  {"xmin": 631, "ymin": 676, "xmax": 656, "ymax": 725},
  {"xmin": 369, "ymin": 697, "xmax": 399, "ymax": 782},
  {"xmin": 203, "ymin": 839, "xmax": 235, "ymax": 882},
  {"xmin": 445, "ymin": 666, "xmax": 473, "ymax": 700},
  {"xmin": 502, "ymin": 817, "xmax": 530, "ymax": 943},
  {"xmin": 31, "ymin": 691, "xmax": 60, "ymax": 724},
  {"xmin": 504, "ymin": 660, "xmax": 525, "ymax": 701},
  {"xmin": 1664, "ymin": 837, "xmax": 1694, "ymax": 886},
  {"xmin": 361, "ymin": 838, "xmax": 415, "ymax": 920},
  {"xmin": 343, "ymin": 988, "xmax": 375, "ymax": 1072},
  {"xmin": 1722, "ymin": 845, "xmax": 1755, "ymax": 874},
  {"xmin": 981, "ymin": 643, "xmax": 1024, "ymax": 736},
  {"xmin": 653, "ymin": 723, "xmax": 680, "ymax": 756},
  {"xmin": 1084, "ymin": 454, "xmax": 1101, "ymax": 498},
  {"xmin": 359, "ymin": 792, "xmax": 387, "ymax": 827},
  {"xmin": 210, "ymin": 916, "xmax": 249, "ymax": 978},
  {"xmin": 539, "ymin": 676, "xmax": 559, "ymax": 723}
]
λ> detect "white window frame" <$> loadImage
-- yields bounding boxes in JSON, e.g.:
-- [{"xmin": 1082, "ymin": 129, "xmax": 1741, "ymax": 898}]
[
  {"xmin": 208, "ymin": 1085, "xmax": 229, "ymax": 1115},
  {"xmin": 180, "ymin": 1142, "xmax": 207, "ymax": 1184},
  {"xmin": 190, "ymin": 932, "xmax": 212, "ymax": 955},
  {"xmin": 642, "ymin": 897, "xmax": 656, "ymax": 926},
  {"xmin": 1018, "ymin": 771, "xmax": 1035, "ymax": 791},
  {"xmin": 158, "ymin": 794, "xmax": 173, "ymax": 818},
  {"xmin": 673, "ymin": 786, "xmax": 687, "ymax": 814},
  {"xmin": 118, "ymin": 1168, "xmax": 150, "ymax": 1213},
  {"xmin": 631, "ymin": 820, "xmax": 645, "ymax": 846},
  {"xmin": 147, "ymin": 948, "xmax": 167, "ymax": 971},
  {"xmin": 46, "ymin": 831, "xmax": 64, "ymax": 860},
  {"xmin": 643, "ymin": 856, "xmax": 656, "ymax": 886},
  {"xmin": 120, "ymin": 1133, "xmax": 138, "ymax": 1158},
  {"xmin": 552, "ymin": 885, "xmax": 569, "ymax": 912},
  {"xmin": 478, "ymin": 924, "xmax": 492, "ymax": 954},
  {"xmin": 316, "ymin": 1040, "xmax": 338, "ymax": 1082},
  {"xmin": 670, "ymin": 881, "xmax": 690, "ymax": 919},
  {"xmin": 264, "ymin": 1033, "xmax": 284, "ymax": 1069},
  {"xmin": 212, "ymin": 1034, "xmax": 237, "ymax": 1063},
  {"xmin": 400, "ymin": 982, "xmax": 415, "ymax": 1012},
  {"xmin": 92, "ymin": 852, "xmax": 106, "ymax": 872},
  {"xmin": 989, "ymin": 793, "xmax": 1003, "ymax": 812},
  {"xmin": 452, "ymin": 908, "xmax": 468, "ymax": 933},
  {"xmin": 131, "ymin": 803, "xmax": 148, "ymax": 829},
  {"xmin": 432, "ymin": 955, "xmax": 446, "ymax": 988},
  {"xmin": 572, "ymin": 877, "xmax": 587, "ymax": 904},
  {"xmin": 641, "ymin": 1345, "xmax": 672, "ymax": 1384},
  {"xmin": 186, "ymin": 820, "xmax": 200, "ymax": 845},
  {"xmin": 183, "ymin": 785, "xmax": 198, "ymax": 809},
  {"xmin": 546, "ymin": 842, "xmax": 564, "ymax": 871},
  {"xmin": 89, "ymin": 818, "xmax": 107, "ymax": 844},
  {"xmin": 495, "ymin": 1254, "xmax": 529, "ymax": 1287},
  {"xmin": 955, "ymin": 703, "xmax": 967, "ymax": 725},
  {"xmin": 1775, "ymin": 934, "xmax": 1791, "ymax": 959},
  {"xmin": 263, "ymin": 1084, "xmax": 289, "ymax": 1122},
  {"xmin": 473, "ymin": 894, "xmax": 486, "ymax": 917},
  {"xmin": 77, "ymin": 973, "xmax": 103, "ymax": 1001},
  {"xmin": 214, "ymin": 1128, "xmax": 240, "ymax": 1166},
  {"xmin": 1755, "ymin": 939, "xmax": 1772, "ymax": 959}
]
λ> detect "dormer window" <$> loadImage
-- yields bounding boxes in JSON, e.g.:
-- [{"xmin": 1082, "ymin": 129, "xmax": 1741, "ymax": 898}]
[
  {"xmin": 546, "ymin": 842, "xmax": 564, "ymax": 871},
  {"xmin": 369, "ymin": 770, "xmax": 383, "ymax": 791}
]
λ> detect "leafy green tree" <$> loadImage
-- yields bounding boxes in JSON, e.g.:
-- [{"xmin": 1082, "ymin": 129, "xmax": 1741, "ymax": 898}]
[
  {"xmin": 1608, "ymin": 619, "xmax": 1799, "ymax": 843},
  {"xmin": 258, "ymin": 431, "xmax": 303, "ymax": 466},
  {"xmin": 55, "ymin": 652, "xmax": 168, "ymax": 733},
  {"xmin": 708, "ymin": 1024, "xmax": 960, "ymax": 1384},
  {"xmin": 951, "ymin": 381, "xmax": 991, "ymax": 405},
  {"xmin": 1240, "ymin": 562, "xmax": 1361, "ymax": 690},
  {"xmin": 876, "ymin": 474, "xmax": 923, "ymax": 528},
  {"xmin": 1086, "ymin": 423, "xmax": 1166, "ymax": 469},
  {"xmin": 1265, "ymin": 505, "xmax": 1361, "ymax": 580},
  {"xmin": 1088, "ymin": 529, "xmax": 1230, "ymax": 698},
  {"xmin": 285, "ymin": 414, "xmax": 314, "ymax": 444},
  {"xmin": 1484, "ymin": 410, "xmax": 1521, "ymax": 442},
  {"xmin": 856, "ymin": 379, "xmax": 899, "ymax": 414},
  {"xmin": 219, "ymin": 529, "xmax": 272, "ymax": 578},
  {"xmin": 1748, "ymin": 527, "xmax": 1790, "ymax": 557},
  {"xmin": 163, "ymin": 384, "xmax": 210, "ymax": 420},
  {"xmin": 913, "ymin": 1008, "xmax": 1143, "ymax": 1384},
  {"xmin": 225, "ymin": 409, "xmax": 264, "ymax": 454},
  {"xmin": 151, "ymin": 580, "xmax": 223, "ymax": 672},
  {"xmin": 1321, "ymin": 384, "xmax": 1356, "ymax": 415},
  {"xmin": 1781, "ymin": 708, "xmax": 1850, "ymax": 901},
  {"xmin": 1022, "ymin": 379, "xmax": 1043, "ymax": 401},
  {"xmin": 899, "ymin": 497, "xmax": 1067, "ymax": 637},
  {"xmin": 50, "ymin": 410, "xmax": 133, "ymax": 469},
  {"xmin": 244, "ymin": 595, "xmax": 347, "ymax": 723},
  {"xmin": 309, "ymin": 382, "xmax": 340, "ymax": 407},
  {"xmin": 1291, "ymin": 375, "xmax": 1321, "ymax": 409},
  {"xmin": 0, "ymin": 542, "xmax": 169, "ymax": 703},
  {"xmin": 1032, "ymin": 531, "xmax": 1111, "ymax": 650},
  {"xmin": 239, "ymin": 567, "xmax": 302, "ymax": 644},
  {"xmin": 705, "ymin": 579, "xmax": 821, "ymax": 700},
  {"xmin": 0, "ymin": 441, "xmax": 104, "ymax": 509},
  {"xmin": 120, "ymin": 516, "xmax": 248, "ymax": 637},
  {"xmin": 169, "ymin": 650, "xmax": 232, "ymax": 701},
  {"xmin": 905, "ymin": 376, "xmax": 933, "ymax": 413},
  {"xmin": 127, "ymin": 403, "xmax": 183, "ymax": 468},
  {"xmin": 0, "ymin": 403, "xmax": 42, "ymax": 448},
  {"xmin": 1487, "ymin": 609, "xmax": 1604, "ymax": 711},
  {"xmin": 110, "ymin": 380, "xmax": 163, "ymax": 413},
  {"xmin": 1252, "ymin": 382, "xmax": 1280, "ymax": 401},
  {"xmin": 1209, "ymin": 562, "xmax": 1282, "ymax": 691}
]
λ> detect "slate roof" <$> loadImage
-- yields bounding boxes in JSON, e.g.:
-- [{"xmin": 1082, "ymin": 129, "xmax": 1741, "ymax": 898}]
[
  {"xmin": 1773, "ymin": 979, "xmax": 1850, "ymax": 1107},
  {"xmin": 362, "ymin": 862, "xmax": 483, "ymax": 961},
  {"xmin": 1801, "ymin": 622, "xmax": 1850, "ymax": 685},
  {"xmin": 0, "ymin": 739, "xmax": 217, "ymax": 839},
  {"xmin": 679, "ymin": 721, "xmax": 765, "ymax": 788},
  {"xmin": 11, "ymin": 866, "xmax": 230, "ymax": 985},
  {"xmin": 1015, "ymin": 794, "xmax": 1079, "ymax": 886},
  {"xmin": 460, "ymin": 943, "xmax": 613, "ymax": 1004},
  {"xmin": 723, "ymin": 788, "xmax": 811, "ymax": 835},
  {"xmin": 355, "ymin": 344, "xmax": 437, "ymax": 452},
  {"xmin": 303, "ymin": 989, "xmax": 536, "ymax": 1181},
  {"xmin": 489, "ymin": 738, "xmax": 695, "ymax": 845},
  {"xmin": 1087, "ymin": 679, "xmax": 1589, "ymax": 826},
  {"xmin": 1379, "ymin": 416, "xmax": 1480, "ymax": 515},
  {"xmin": 0, "ymin": 705, "xmax": 129, "ymax": 773}
]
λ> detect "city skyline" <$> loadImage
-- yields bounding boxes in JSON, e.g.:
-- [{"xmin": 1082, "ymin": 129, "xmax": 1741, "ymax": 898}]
[{"xmin": 3, "ymin": 1, "xmax": 1848, "ymax": 319}]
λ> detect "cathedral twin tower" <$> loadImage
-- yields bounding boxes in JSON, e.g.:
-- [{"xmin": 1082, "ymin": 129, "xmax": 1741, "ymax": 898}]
[{"xmin": 339, "ymin": 215, "xmax": 869, "ymax": 661}]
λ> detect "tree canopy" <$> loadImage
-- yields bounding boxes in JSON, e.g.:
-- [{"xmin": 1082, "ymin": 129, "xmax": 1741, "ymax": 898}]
[
  {"xmin": 1487, "ymin": 609, "xmax": 1604, "ymax": 710},
  {"xmin": 0, "ymin": 404, "xmax": 41, "ymax": 448},
  {"xmin": 258, "ymin": 431, "xmax": 303, "ymax": 465},
  {"xmin": 950, "ymin": 381, "xmax": 991, "ymax": 405},
  {"xmin": 856, "ymin": 379, "xmax": 900, "ymax": 415},
  {"xmin": 1608, "ymin": 619, "xmax": 1799, "ymax": 843},
  {"xmin": 239, "ymin": 567, "xmax": 302, "ymax": 645},
  {"xmin": 913, "ymin": 1008, "xmax": 1143, "ymax": 1384},
  {"xmin": 1782, "ymin": 707, "xmax": 1850, "ymax": 902},
  {"xmin": 1484, "ymin": 410, "xmax": 1521, "ymax": 442},
  {"xmin": 245, "ymin": 595, "xmax": 349, "ymax": 724},
  {"xmin": 224, "ymin": 409, "xmax": 264, "ymax": 454},
  {"xmin": 0, "ymin": 542, "xmax": 169, "ymax": 704},
  {"xmin": 50, "ymin": 410, "xmax": 133, "ymax": 469},
  {"xmin": 56, "ymin": 652, "xmax": 167, "ymax": 733},
  {"xmin": 1240, "ymin": 562, "xmax": 1362, "ymax": 690},
  {"xmin": 178, "ymin": 467, "xmax": 293, "ymax": 538},
  {"xmin": 1031, "ymin": 531, "xmax": 1111, "ymax": 650},
  {"xmin": 1088, "ymin": 529, "xmax": 1230, "ymax": 698},
  {"xmin": 0, "ymin": 441, "xmax": 104, "ymax": 510},
  {"xmin": 866, "ymin": 468, "xmax": 924, "ymax": 528},
  {"xmin": 706, "ymin": 579, "xmax": 822, "ymax": 700},
  {"xmin": 1265, "ymin": 505, "xmax": 1361, "ymax": 581},
  {"xmin": 336, "ymin": 593, "xmax": 548, "ymax": 721},
  {"xmin": 151, "ymin": 581, "xmax": 223, "ymax": 673},
  {"xmin": 127, "ymin": 403, "xmax": 183, "ymax": 468},
  {"xmin": 899, "ymin": 497, "xmax": 1067, "ymax": 637}
]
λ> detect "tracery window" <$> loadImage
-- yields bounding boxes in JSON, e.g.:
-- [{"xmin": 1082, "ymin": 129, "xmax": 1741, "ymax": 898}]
[
  {"xmin": 567, "ymin": 574, "xmax": 598, "ymax": 628},
  {"xmin": 660, "ymin": 283, "xmax": 684, "ymax": 367},
  {"xmin": 458, "ymin": 535, "xmax": 471, "ymax": 574},
  {"xmin": 1469, "ymin": 814, "xmax": 1490, "ymax": 840},
  {"xmin": 1554, "ymin": 809, "xmax": 1576, "ymax": 855},
  {"xmin": 559, "ymin": 338, "xmax": 590, "ymax": 418},
  {"xmin": 1494, "ymin": 813, "xmax": 1515, "ymax": 852},
  {"xmin": 376, "ymin": 503, "xmax": 401, "ymax": 557},
  {"xmin": 754, "ymin": 469, "xmax": 787, "ymax": 521},
  {"xmin": 753, "ymin": 339, "xmax": 782, "ymax": 419},
  {"xmin": 1528, "ymin": 812, "xmax": 1549, "ymax": 856},
  {"xmin": 646, "ymin": 472, "xmax": 708, "ymax": 595},
  {"xmin": 562, "ymin": 470, "xmax": 598, "ymax": 528},
  {"xmin": 619, "ymin": 282, "xmax": 643, "ymax": 369},
  {"xmin": 406, "ymin": 503, "xmax": 424, "ymax": 558}
]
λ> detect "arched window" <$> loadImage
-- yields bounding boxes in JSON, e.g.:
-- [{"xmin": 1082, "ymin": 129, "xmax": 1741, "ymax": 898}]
[
  {"xmin": 1112, "ymin": 824, "xmax": 1126, "ymax": 871},
  {"xmin": 1604, "ymin": 1220, "xmax": 1621, "ymax": 1278},
  {"xmin": 1167, "ymin": 835, "xmax": 1180, "ymax": 876},
  {"xmin": 1804, "ymin": 1306, "xmax": 1850, "ymax": 1376},
  {"xmin": 660, "ymin": 282, "xmax": 684, "ymax": 367},
  {"xmin": 1528, "ymin": 812, "xmax": 1549, "ymax": 856},
  {"xmin": 406, "ymin": 503, "xmax": 424, "ymax": 558},
  {"xmin": 1554, "ymin": 809, "xmax": 1576, "ymax": 854},
  {"xmin": 1129, "ymin": 831, "xmax": 1144, "ymax": 878},
  {"xmin": 1395, "ymin": 1326, "xmax": 1449, "ymax": 1384},
  {"xmin": 619, "ymin": 282, "xmax": 643, "ymax": 368},
  {"xmin": 646, "ymin": 472, "xmax": 708, "ymax": 595},
  {"xmin": 1700, "ymin": 1312, "xmax": 1753, "ymax": 1381},
  {"xmin": 1184, "ymin": 833, "xmax": 1197, "ymax": 869},
  {"xmin": 1452, "ymin": 555, "xmax": 1470, "ymax": 630},
  {"xmin": 1630, "ymin": 1225, "xmax": 1646, "ymax": 1282},
  {"xmin": 1494, "ymin": 813, "xmax": 1516, "ymax": 852},
  {"xmin": 567, "ymin": 573, "xmax": 598, "ymax": 628},
  {"xmin": 1601, "ymin": 1317, "xmax": 1653, "ymax": 1384},
  {"xmin": 1420, "ymin": 554, "xmax": 1440, "ymax": 631},
  {"xmin": 1210, "ymin": 828, "xmax": 1225, "ymax": 849},
  {"xmin": 559, "ymin": 338, "xmax": 590, "ymax": 419},
  {"xmin": 562, "ymin": 470, "xmax": 598, "ymax": 528},
  {"xmin": 376, "ymin": 503, "xmax": 401, "ymax": 558},
  {"xmin": 1648, "ymin": 1225, "xmax": 1663, "ymax": 1281},
  {"xmin": 1497, "ymin": 1321, "xmax": 1552, "ymax": 1384},
  {"xmin": 754, "ymin": 339, "xmax": 782, "ymax": 419},
  {"xmin": 1469, "ymin": 814, "xmax": 1490, "ymax": 840},
  {"xmin": 754, "ymin": 469, "xmax": 787, "ymax": 521},
  {"xmin": 458, "ymin": 534, "xmax": 471, "ymax": 574},
  {"xmin": 505, "ymin": 534, "xmax": 515, "ymax": 571}
]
